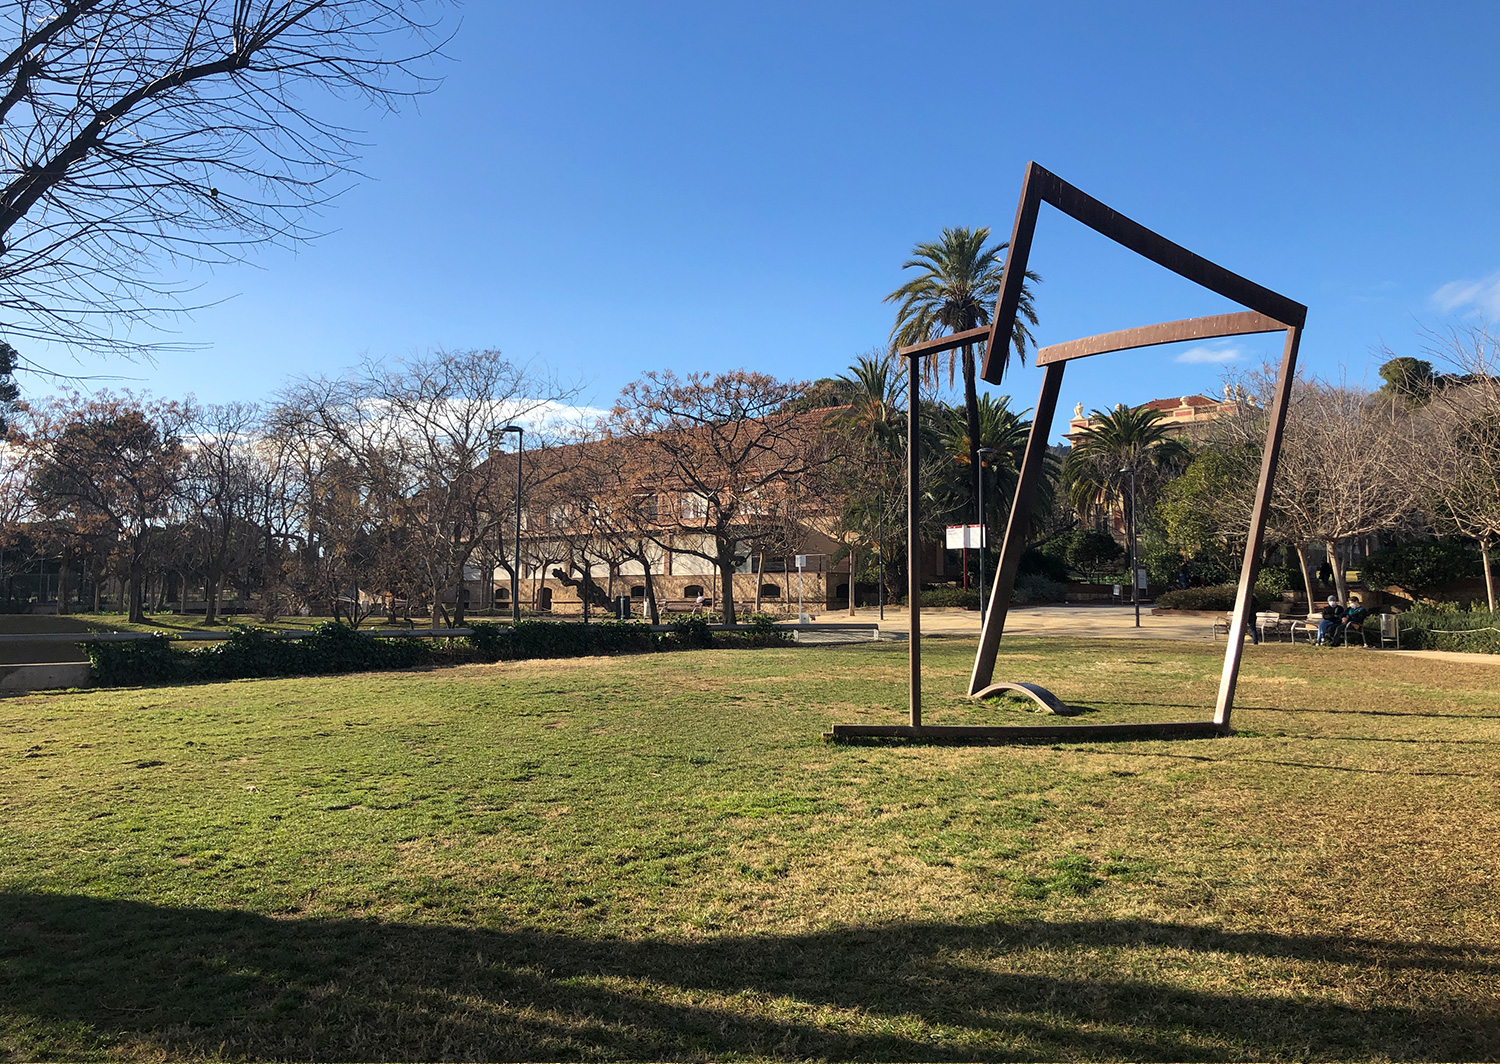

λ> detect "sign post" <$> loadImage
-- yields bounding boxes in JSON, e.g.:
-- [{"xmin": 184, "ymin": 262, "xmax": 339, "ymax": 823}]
[{"xmin": 795, "ymin": 554, "xmax": 808, "ymax": 623}]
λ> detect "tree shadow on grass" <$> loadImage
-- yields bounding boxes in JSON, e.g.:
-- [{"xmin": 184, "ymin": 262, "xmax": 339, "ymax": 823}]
[{"xmin": 2, "ymin": 893, "xmax": 1497, "ymax": 1061}]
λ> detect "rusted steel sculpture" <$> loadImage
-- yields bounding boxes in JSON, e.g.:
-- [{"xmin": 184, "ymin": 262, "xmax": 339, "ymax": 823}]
[{"xmin": 829, "ymin": 162, "xmax": 1306, "ymax": 743}]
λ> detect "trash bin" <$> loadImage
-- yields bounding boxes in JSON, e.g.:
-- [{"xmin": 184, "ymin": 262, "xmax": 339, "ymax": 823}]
[{"xmin": 615, "ymin": 595, "xmax": 631, "ymax": 620}]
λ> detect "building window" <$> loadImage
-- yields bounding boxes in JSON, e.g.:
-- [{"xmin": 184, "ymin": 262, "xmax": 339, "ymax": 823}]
[
  {"xmin": 760, "ymin": 584, "xmax": 782, "ymax": 599},
  {"xmin": 630, "ymin": 585, "xmax": 646, "ymax": 599},
  {"xmin": 683, "ymin": 584, "xmax": 704, "ymax": 598}
]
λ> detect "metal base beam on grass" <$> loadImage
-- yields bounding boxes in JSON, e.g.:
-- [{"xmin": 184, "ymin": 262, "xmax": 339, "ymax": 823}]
[
  {"xmin": 824, "ymin": 721, "xmax": 1227, "ymax": 743},
  {"xmin": 828, "ymin": 162, "xmax": 1306, "ymax": 745}
]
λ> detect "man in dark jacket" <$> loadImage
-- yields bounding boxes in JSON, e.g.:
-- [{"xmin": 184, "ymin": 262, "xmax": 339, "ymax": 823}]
[{"xmin": 1316, "ymin": 596, "xmax": 1342, "ymax": 646}]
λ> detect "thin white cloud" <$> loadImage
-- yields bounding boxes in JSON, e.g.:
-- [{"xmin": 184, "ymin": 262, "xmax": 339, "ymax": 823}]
[
  {"xmin": 1175, "ymin": 343, "xmax": 1243, "ymax": 365},
  {"xmin": 1432, "ymin": 270, "xmax": 1500, "ymax": 316}
]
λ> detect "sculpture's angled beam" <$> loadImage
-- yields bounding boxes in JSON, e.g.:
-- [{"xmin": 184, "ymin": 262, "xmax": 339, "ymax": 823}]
[
  {"xmin": 981, "ymin": 161, "xmax": 1308, "ymax": 384},
  {"xmin": 907, "ymin": 348, "xmax": 922, "ymax": 728},
  {"xmin": 968, "ymin": 360, "xmax": 1066, "ymax": 696},
  {"xmin": 982, "ymin": 164, "xmax": 1047, "ymax": 386},
  {"xmin": 1035, "ymin": 312, "xmax": 1287, "ymax": 367},
  {"xmin": 897, "ymin": 326, "xmax": 991, "ymax": 359},
  {"xmin": 1214, "ymin": 323, "xmax": 1302, "ymax": 726}
]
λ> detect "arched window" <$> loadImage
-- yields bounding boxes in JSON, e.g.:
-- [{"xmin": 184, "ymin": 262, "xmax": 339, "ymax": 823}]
[
  {"xmin": 760, "ymin": 584, "xmax": 782, "ymax": 599},
  {"xmin": 630, "ymin": 585, "xmax": 646, "ymax": 598},
  {"xmin": 683, "ymin": 585, "xmax": 704, "ymax": 598}
]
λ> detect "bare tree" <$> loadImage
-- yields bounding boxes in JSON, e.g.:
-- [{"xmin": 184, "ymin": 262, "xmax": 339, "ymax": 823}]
[
  {"xmin": 183, "ymin": 401, "xmax": 260, "ymax": 622},
  {"xmin": 27, "ymin": 390, "xmax": 190, "ymax": 621},
  {"xmin": 606, "ymin": 370, "xmax": 822, "ymax": 625},
  {"xmin": 1230, "ymin": 374, "xmax": 1420, "ymax": 602},
  {"xmin": 0, "ymin": 1, "xmax": 446, "ymax": 358},
  {"xmin": 1423, "ymin": 324, "xmax": 1500, "ymax": 608},
  {"xmin": 284, "ymin": 349, "xmax": 576, "ymax": 625}
]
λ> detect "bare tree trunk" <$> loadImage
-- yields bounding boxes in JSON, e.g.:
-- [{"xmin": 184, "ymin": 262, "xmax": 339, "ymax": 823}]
[
  {"xmin": 848, "ymin": 548, "xmax": 857, "ymax": 616},
  {"xmin": 1295, "ymin": 543, "xmax": 1317, "ymax": 617},
  {"xmin": 717, "ymin": 544, "xmax": 738, "ymax": 626},
  {"xmin": 57, "ymin": 543, "xmax": 71, "ymax": 616},
  {"xmin": 1327, "ymin": 539, "xmax": 1348, "ymax": 601},
  {"xmin": 642, "ymin": 564, "xmax": 660, "ymax": 625},
  {"xmin": 127, "ymin": 567, "xmax": 145, "ymax": 624},
  {"xmin": 204, "ymin": 572, "xmax": 219, "ymax": 625},
  {"xmin": 1482, "ymin": 538, "xmax": 1496, "ymax": 611}
]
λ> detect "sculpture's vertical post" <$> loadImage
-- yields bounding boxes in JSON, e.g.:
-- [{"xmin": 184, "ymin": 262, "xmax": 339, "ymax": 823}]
[
  {"xmin": 1214, "ymin": 323, "xmax": 1302, "ymax": 727},
  {"xmin": 907, "ymin": 352, "xmax": 922, "ymax": 729},
  {"xmin": 969, "ymin": 361, "xmax": 1065, "ymax": 695}
]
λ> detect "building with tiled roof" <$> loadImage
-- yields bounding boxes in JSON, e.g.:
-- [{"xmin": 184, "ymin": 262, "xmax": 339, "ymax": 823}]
[{"xmin": 1065, "ymin": 388, "xmax": 1245, "ymax": 443}]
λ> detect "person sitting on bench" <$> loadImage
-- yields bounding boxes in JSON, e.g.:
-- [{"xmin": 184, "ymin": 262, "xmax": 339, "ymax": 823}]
[
  {"xmin": 1338, "ymin": 597, "xmax": 1369, "ymax": 646},
  {"xmin": 1316, "ymin": 597, "xmax": 1343, "ymax": 646}
]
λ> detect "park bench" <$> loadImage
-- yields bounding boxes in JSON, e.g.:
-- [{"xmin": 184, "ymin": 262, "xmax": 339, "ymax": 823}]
[
  {"xmin": 1212, "ymin": 612, "xmax": 1310, "ymax": 642},
  {"xmin": 661, "ymin": 599, "xmax": 711, "ymax": 616}
]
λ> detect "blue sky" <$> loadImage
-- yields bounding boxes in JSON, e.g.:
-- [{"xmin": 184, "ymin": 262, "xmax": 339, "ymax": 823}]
[{"xmin": 28, "ymin": 2, "xmax": 1500, "ymax": 441}]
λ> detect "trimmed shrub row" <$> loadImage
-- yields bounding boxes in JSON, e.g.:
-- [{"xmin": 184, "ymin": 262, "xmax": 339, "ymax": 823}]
[
  {"xmin": 1154, "ymin": 584, "xmax": 1266, "ymax": 612},
  {"xmin": 1391, "ymin": 607, "xmax": 1500, "ymax": 654},
  {"xmin": 86, "ymin": 617, "xmax": 792, "ymax": 687}
]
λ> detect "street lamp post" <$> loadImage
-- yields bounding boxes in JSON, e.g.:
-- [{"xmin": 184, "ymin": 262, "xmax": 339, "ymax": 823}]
[
  {"xmin": 499, "ymin": 425, "xmax": 524, "ymax": 623},
  {"xmin": 977, "ymin": 447, "xmax": 998, "ymax": 615},
  {"xmin": 1119, "ymin": 462, "xmax": 1140, "ymax": 628}
]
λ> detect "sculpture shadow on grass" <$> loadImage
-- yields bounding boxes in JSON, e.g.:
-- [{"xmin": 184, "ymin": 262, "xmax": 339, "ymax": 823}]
[{"xmin": 1, "ymin": 891, "xmax": 1496, "ymax": 1061}]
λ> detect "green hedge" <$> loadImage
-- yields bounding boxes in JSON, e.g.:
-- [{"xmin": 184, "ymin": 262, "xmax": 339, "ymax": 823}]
[
  {"xmin": 86, "ymin": 618, "xmax": 793, "ymax": 687},
  {"xmin": 1390, "ymin": 607, "xmax": 1500, "ymax": 654},
  {"xmin": 919, "ymin": 588, "xmax": 981, "ymax": 609},
  {"xmin": 1154, "ymin": 584, "xmax": 1265, "ymax": 612}
]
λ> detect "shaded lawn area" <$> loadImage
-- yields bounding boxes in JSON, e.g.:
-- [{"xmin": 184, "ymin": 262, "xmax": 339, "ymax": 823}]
[{"xmin": 1, "ymin": 637, "xmax": 1497, "ymax": 1061}]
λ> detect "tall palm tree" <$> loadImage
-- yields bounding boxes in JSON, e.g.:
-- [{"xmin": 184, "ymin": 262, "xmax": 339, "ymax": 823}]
[
  {"xmin": 831, "ymin": 350, "xmax": 906, "ymax": 448},
  {"xmin": 885, "ymin": 226, "xmax": 1040, "ymax": 515},
  {"xmin": 1063, "ymin": 405, "xmax": 1188, "ymax": 529}
]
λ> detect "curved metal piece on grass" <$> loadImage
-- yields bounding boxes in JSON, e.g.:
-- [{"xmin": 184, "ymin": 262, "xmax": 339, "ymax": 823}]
[{"xmin": 971, "ymin": 681, "xmax": 1077, "ymax": 716}]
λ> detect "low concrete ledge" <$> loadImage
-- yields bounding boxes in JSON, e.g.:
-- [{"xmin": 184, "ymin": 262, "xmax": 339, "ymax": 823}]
[
  {"xmin": 0, "ymin": 662, "xmax": 92, "ymax": 693},
  {"xmin": 823, "ymin": 720, "xmax": 1228, "ymax": 743}
]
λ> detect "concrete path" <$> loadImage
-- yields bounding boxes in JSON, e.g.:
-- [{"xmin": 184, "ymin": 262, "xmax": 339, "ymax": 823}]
[
  {"xmin": 805, "ymin": 603, "xmax": 1500, "ymax": 665},
  {"xmin": 822, "ymin": 603, "xmax": 1217, "ymax": 642}
]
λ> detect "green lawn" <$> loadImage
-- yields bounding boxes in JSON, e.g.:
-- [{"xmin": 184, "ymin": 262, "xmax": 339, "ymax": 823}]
[{"xmin": 2, "ymin": 637, "xmax": 1498, "ymax": 1060}]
